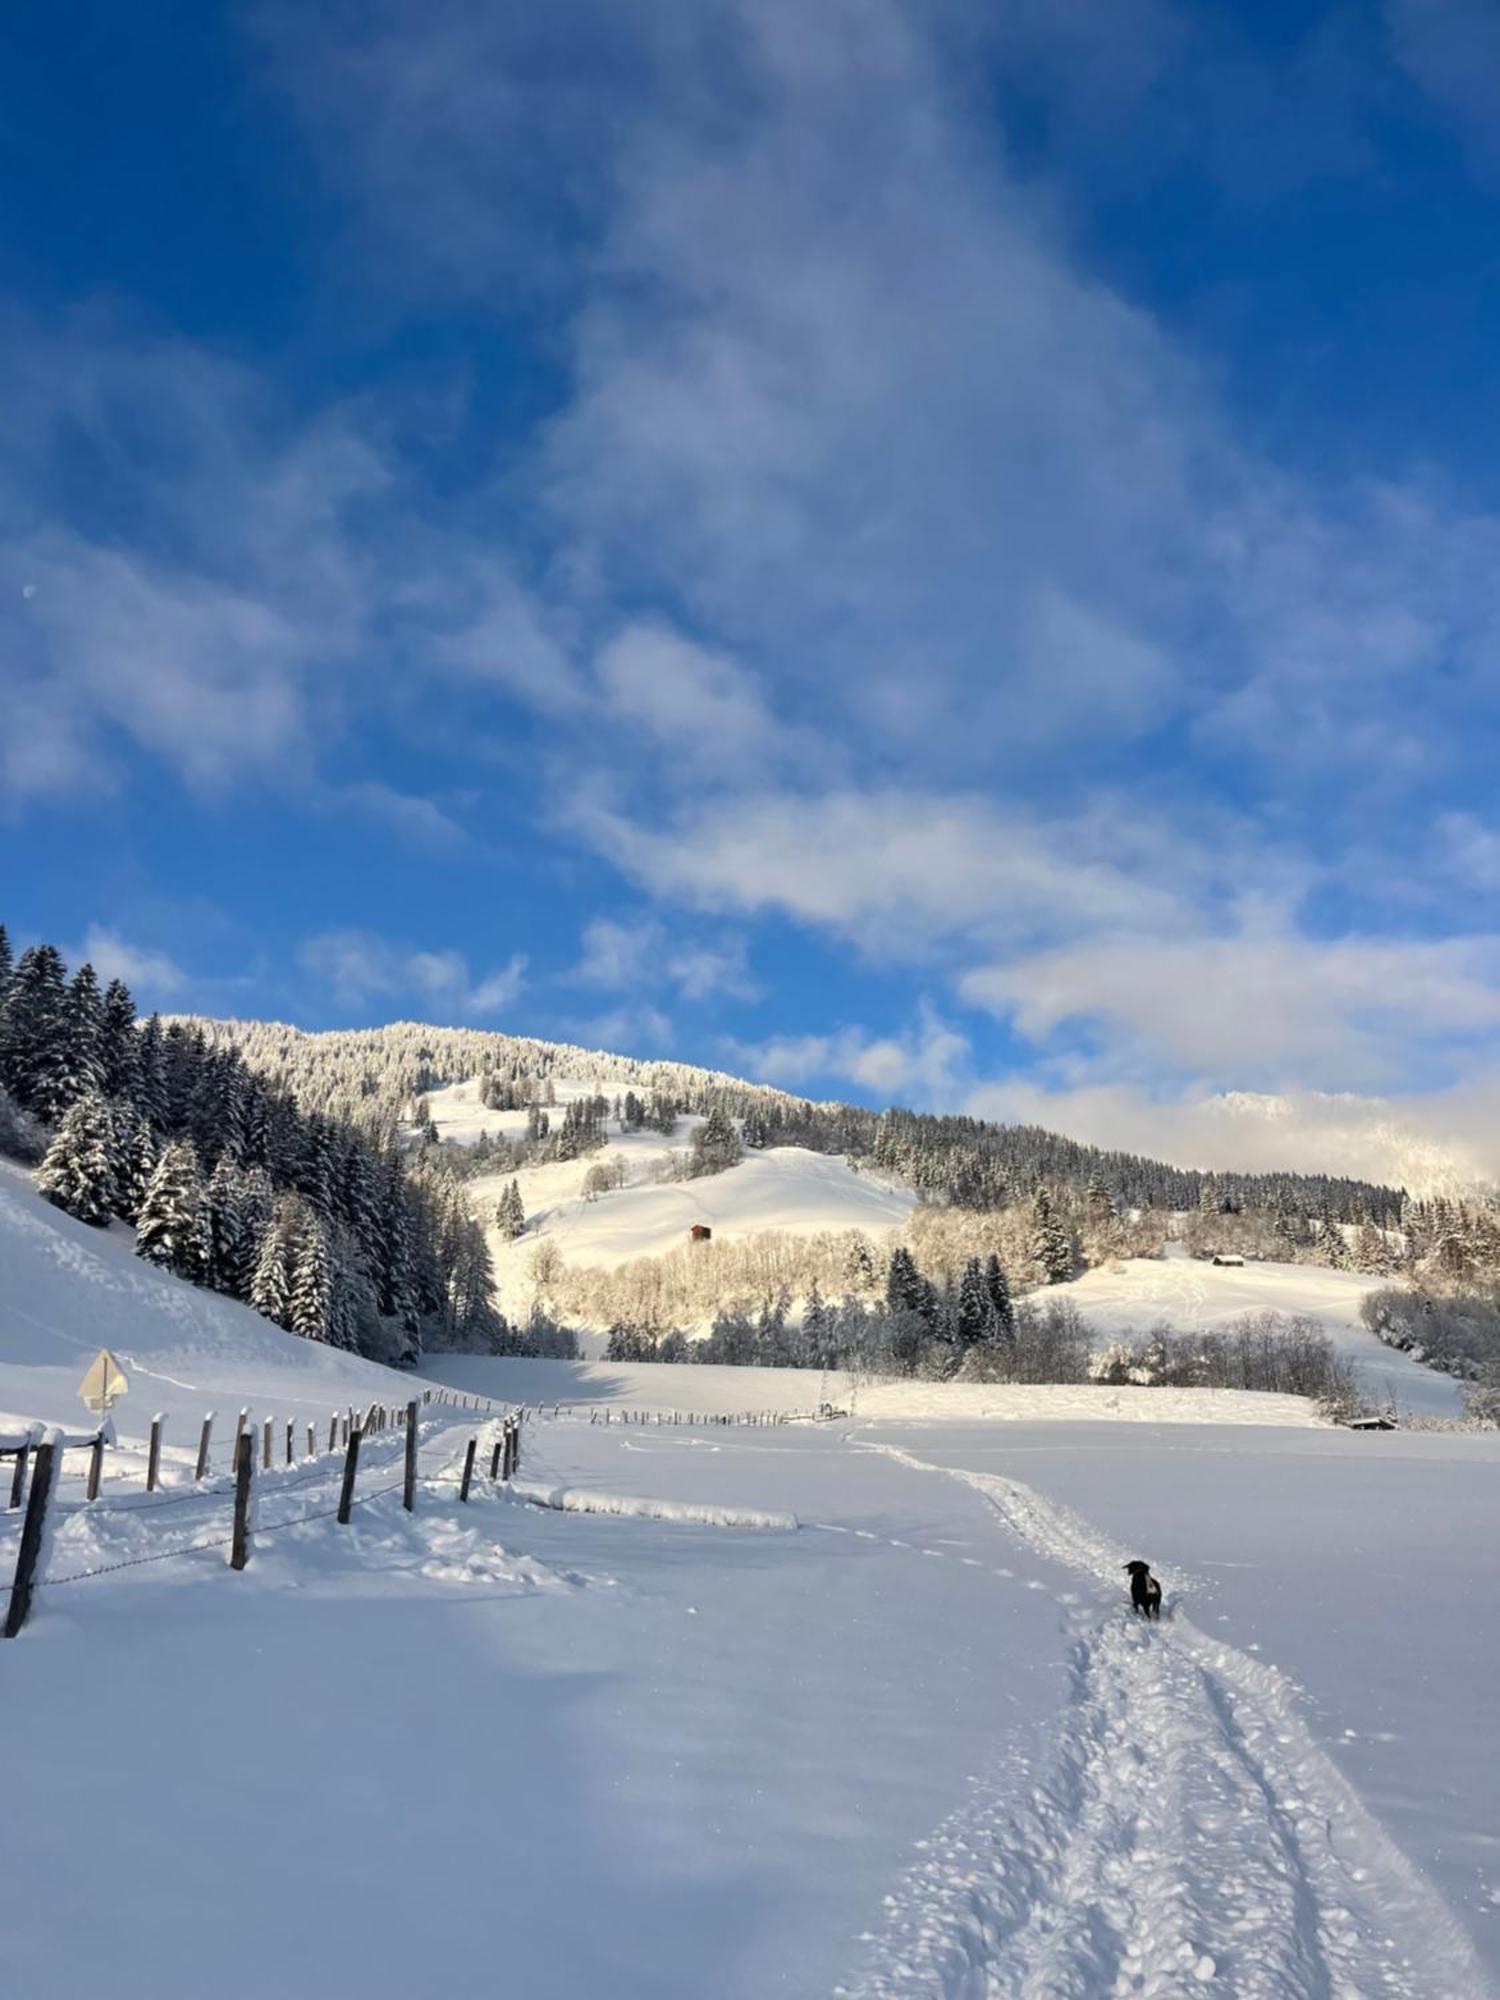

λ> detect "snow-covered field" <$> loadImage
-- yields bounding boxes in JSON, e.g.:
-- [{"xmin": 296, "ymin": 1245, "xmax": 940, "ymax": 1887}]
[
  {"xmin": 4, "ymin": 1163, "xmax": 1497, "ymax": 1998},
  {"xmin": 1062, "ymin": 1245, "xmax": 1462, "ymax": 1416}
]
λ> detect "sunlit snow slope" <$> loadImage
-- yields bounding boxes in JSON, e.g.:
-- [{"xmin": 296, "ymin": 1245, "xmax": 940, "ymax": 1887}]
[{"xmin": 0, "ymin": 1160, "xmax": 412, "ymax": 1445}]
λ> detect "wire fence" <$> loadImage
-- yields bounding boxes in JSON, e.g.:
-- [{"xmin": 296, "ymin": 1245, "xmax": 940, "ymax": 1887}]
[{"xmin": 1, "ymin": 1391, "xmax": 522, "ymax": 1636}]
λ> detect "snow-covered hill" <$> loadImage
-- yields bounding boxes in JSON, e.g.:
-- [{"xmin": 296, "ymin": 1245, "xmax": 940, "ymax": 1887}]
[
  {"xmin": 423, "ymin": 1076, "xmax": 915, "ymax": 1319},
  {"xmin": 1059, "ymin": 1245, "xmax": 1463, "ymax": 1417},
  {"xmin": 0, "ymin": 1159, "xmax": 413, "ymax": 1451}
]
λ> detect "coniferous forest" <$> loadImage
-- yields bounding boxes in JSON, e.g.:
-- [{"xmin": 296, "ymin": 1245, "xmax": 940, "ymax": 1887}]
[{"xmin": 0, "ymin": 925, "xmax": 502, "ymax": 1361}]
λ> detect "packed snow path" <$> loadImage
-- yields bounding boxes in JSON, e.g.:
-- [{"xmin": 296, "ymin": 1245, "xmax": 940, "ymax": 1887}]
[{"xmin": 843, "ymin": 1440, "xmax": 1494, "ymax": 2000}]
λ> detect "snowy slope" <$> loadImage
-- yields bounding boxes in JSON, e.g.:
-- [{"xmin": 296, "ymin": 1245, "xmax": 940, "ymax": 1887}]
[
  {"xmin": 0, "ymin": 1159, "xmax": 416, "ymax": 1454},
  {"xmin": 1061, "ymin": 1243, "xmax": 1463, "ymax": 1416},
  {"xmin": 424, "ymin": 1075, "xmax": 915, "ymax": 1321},
  {"xmin": 528, "ymin": 1145, "xmax": 914, "ymax": 1269}
]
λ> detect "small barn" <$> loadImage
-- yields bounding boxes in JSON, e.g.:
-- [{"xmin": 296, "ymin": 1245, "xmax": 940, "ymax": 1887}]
[
  {"xmin": 1211, "ymin": 1253, "xmax": 1246, "ymax": 1267},
  {"xmin": 689, "ymin": 1223, "xmax": 713, "ymax": 1244}
]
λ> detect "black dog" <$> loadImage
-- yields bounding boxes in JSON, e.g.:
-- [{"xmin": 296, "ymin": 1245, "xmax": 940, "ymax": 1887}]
[{"xmin": 1123, "ymin": 1559, "xmax": 1162, "ymax": 1620}]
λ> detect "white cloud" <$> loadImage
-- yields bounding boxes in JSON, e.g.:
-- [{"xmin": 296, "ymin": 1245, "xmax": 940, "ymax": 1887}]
[
  {"xmin": 79, "ymin": 926, "xmax": 186, "ymax": 999},
  {"xmin": 299, "ymin": 930, "xmax": 526, "ymax": 1018},
  {"xmin": 574, "ymin": 789, "xmax": 1190, "ymax": 957},
  {"xmin": 331, "ymin": 781, "xmax": 468, "ymax": 849},
  {"xmin": 570, "ymin": 915, "xmax": 757, "ymax": 1003},
  {"xmin": 731, "ymin": 1008, "xmax": 969, "ymax": 1104},
  {"xmin": 961, "ymin": 928, "xmax": 1500, "ymax": 1091},
  {"xmin": 964, "ymin": 1076, "xmax": 1500, "ymax": 1192},
  {"xmin": 594, "ymin": 622, "xmax": 788, "ymax": 772}
]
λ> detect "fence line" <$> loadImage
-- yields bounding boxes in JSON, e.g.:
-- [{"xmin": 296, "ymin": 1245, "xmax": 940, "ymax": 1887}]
[{"xmin": 2, "ymin": 1396, "xmax": 525, "ymax": 1636}]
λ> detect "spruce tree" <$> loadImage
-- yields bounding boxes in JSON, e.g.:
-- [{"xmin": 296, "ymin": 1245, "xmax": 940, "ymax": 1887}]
[
  {"xmin": 250, "ymin": 1199, "xmax": 298, "ymax": 1330},
  {"xmin": 135, "ymin": 1015, "xmax": 168, "ymax": 1130},
  {"xmin": 289, "ymin": 1207, "xmax": 335, "ymax": 1342},
  {"xmin": 0, "ymin": 922, "xmax": 11, "ymax": 1006},
  {"xmin": 954, "ymin": 1258, "xmax": 990, "ymax": 1349},
  {"xmin": 136, "ymin": 1139, "xmax": 211, "ymax": 1281},
  {"xmin": 496, "ymin": 1178, "xmax": 527, "ymax": 1240},
  {"xmin": 1029, "ymin": 1187, "xmax": 1074, "ymax": 1285},
  {"xmin": 59, "ymin": 963, "xmax": 105, "ymax": 1107},
  {"xmin": 37, "ymin": 1092, "xmax": 118, "ymax": 1226},
  {"xmin": 98, "ymin": 980, "xmax": 139, "ymax": 1099},
  {"xmin": 235, "ymin": 1166, "xmax": 277, "ymax": 1298},
  {"xmin": 983, "ymin": 1253, "xmax": 1015, "ymax": 1342},
  {"xmin": 0, "ymin": 943, "xmax": 69, "ymax": 1120},
  {"xmin": 116, "ymin": 1112, "xmax": 158, "ymax": 1223},
  {"xmin": 205, "ymin": 1155, "xmax": 247, "ymax": 1293}
]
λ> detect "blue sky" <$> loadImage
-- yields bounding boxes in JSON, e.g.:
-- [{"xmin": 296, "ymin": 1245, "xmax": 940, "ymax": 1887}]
[{"xmin": 6, "ymin": 0, "xmax": 1500, "ymax": 1174}]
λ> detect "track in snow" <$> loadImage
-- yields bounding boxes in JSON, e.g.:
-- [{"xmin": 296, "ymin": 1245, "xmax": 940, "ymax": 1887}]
[{"xmin": 840, "ymin": 1442, "xmax": 1492, "ymax": 2000}]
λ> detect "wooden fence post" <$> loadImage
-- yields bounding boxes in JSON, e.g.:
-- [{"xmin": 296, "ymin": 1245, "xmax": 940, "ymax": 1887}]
[
  {"xmin": 459, "ymin": 1436, "xmax": 477, "ymax": 1503},
  {"xmin": 307, "ymin": 1422, "xmax": 316, "ymax": 1459},
  {"xmin": 195, "ymin": 1413, "xmax": 214, "ymax": 1482},
  {"xmin": 489, "ymin": 1436, "xmax": 503, "ymax": 1481},
  {"xmin": 233, "ymin": 1408, "xmax": 247, "ymax": 1468},
  {"xmin": 8, "ymin": 1434, "xmax": 30, "ymax": 1511},
  {"xmin": 328, "ymin": 1413, "xmax": 338, "ymax": 1453},
  {"xmin": 86, "ymin": 1430, "xmax": 105, "ymax": 1501},
  {"xmin": 230, "ymin": 1431, "xmax": 253, "ymax": 1572},
  {"xmin": 403, "ymin": 1401, "xmax": 418, "ymax": 1513},
  {"xmin": 146, "ymin": 1414, "xmax": 164, "ymax": 1493},
  {"xmin": 337, "ymin": 1426, "xmax": 362, "ymax": 1525},
  {"xmin": 261, "ymin": 1417, "xmax": 273, "ymax": 1472},
  {"xmin": 285, "ymin": 1419, "xmax": 294, "ymax": 1466},
  {"xmin": 3, "ymin": 1435, "xmax": 58, "ymax": 1637}
]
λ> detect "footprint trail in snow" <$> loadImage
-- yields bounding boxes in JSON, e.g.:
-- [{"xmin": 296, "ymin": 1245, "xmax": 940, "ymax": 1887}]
[{"xmin": 838, "ymin": 1441, "xmax": 1493, "ymax": 2000}]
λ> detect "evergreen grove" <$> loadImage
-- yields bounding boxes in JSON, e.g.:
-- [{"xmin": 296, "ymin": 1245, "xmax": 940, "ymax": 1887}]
[{"xmin": 0, "ymin": 924, "xmax": 506, "ymax": 1361}]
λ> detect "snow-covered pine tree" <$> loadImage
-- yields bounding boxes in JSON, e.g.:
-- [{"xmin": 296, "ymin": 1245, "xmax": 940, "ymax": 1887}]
[
  {"xmin": 289, "ymin": 1206, "xmax": 335, "ymax": 1342},
  {"xmin": 136, "ymin": 1139, "xmax": 211, "ymax": 1282},
  {"xmin": 954, "ymin": 1257, "xmax": 991, "ymax": 1350},
  {"xmin": 249, "ymin": 1196, "xmax": 299, "ymax": 1330},
  {"xmin": 234, "ymin": 1166, "xmax": 276, "ymax": 1298},
  {"xmin": 205, "ymin": 1155, "xmax": 248, "ymax": 1294},
  {"xmin": 98, "ymin": 979, "xmax": 139, "ymax": 1100},
  {"xmin": 134, "ymin": 1014, "xmax": 168, "ymax": 1130},
  {"xmin": 1029, "ymin": 1187, "xmax": 1074, "ymax": 1285},
  {"xmin": 689, "ymin": 1104, "xmax": 743, "ymax": 1178},
  {"xmin": 59, "ymin": 962, "xmax": 105, "ymax": 1108},
  {"xmin": 983, "ymin": 1252, "xmax": 1015, "ymax": 1343},
  {"xmin": 0, "ymin": 923, "xmax": 11, "ymax": 1005},
  {"xmin": 37, "ymin": 1091, "xmax": 118, "ymax": 1226},
  {"xmin": 115, "ymin": 1110, "xmax": 157, "ymax": 1223},
  {"xmin": 0, "ymin": 943, "xmax": 70, "ymax": 1122},
  {"xmin": 496, "ymin": 1177, "xmax": 527, "ymax": 1239}
]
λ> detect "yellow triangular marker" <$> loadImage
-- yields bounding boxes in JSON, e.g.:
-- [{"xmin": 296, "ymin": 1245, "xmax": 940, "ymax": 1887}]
[{"xmin": 78, "ymin": 1348, "xmax": 129, "ymax": 1413}]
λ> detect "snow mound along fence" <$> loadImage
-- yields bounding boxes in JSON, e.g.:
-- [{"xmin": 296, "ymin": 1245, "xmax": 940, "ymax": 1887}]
[
  {"xmin": 508, "ymin": 1480, "xmax": 798, "ymax": 1531},
  {"xmin": 1, "ymin": 1388, "xmax": 522, "ymax": 1639}
]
